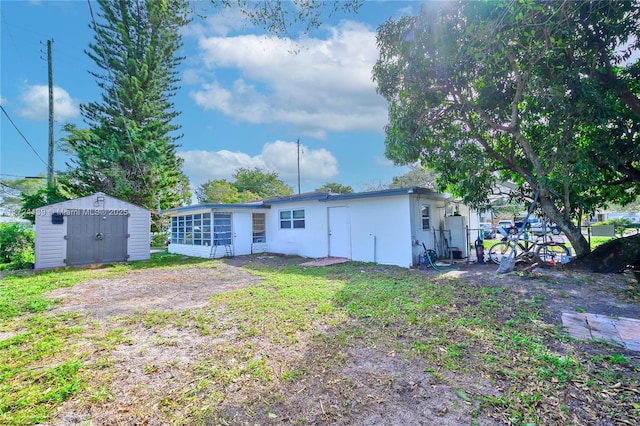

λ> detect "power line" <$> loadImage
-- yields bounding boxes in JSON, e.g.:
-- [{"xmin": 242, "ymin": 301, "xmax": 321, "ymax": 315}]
[
  {"xmin": 0, "ymin": 105, "xmax": 48, "ymax": 167},
  {"xmin": 0, "ymin": 182, "xmax": 21, "ymax": 191}
]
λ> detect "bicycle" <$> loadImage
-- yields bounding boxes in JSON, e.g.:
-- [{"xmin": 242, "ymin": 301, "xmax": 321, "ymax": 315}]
[{"xmin": 487, "ymin": 228, "xmax": 571, "ymax": 265}]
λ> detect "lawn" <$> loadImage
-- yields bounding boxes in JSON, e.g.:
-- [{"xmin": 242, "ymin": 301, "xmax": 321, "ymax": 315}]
[{"xmin": 0, "ymin": 253, "xmax": 638, "ymax": 425}]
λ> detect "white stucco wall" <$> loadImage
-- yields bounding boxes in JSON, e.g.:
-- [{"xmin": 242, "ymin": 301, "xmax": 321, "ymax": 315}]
[
  {"xmin": 266, "ymin": 201, "xmax": 329, "ymax": 259},
  {"xmin": 408, "ymin": 194, "xmax": 448, "ymax": 266},
  {"xmin": 333, "ymin": 196, "xmax": 414, "ymax": 267}
]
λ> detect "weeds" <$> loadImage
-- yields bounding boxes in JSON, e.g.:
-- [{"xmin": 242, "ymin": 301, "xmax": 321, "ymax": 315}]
[{"xmin": 0, "ymin": 254, "xmax": 638, "ymax": 425}]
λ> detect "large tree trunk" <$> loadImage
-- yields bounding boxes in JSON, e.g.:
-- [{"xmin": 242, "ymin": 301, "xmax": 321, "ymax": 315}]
[
  {"xmin": 538, "ymin": 197, "xmax": 591, "ymax": 256},
  {"xmin": 569, "ymin": 234, "xmax": 640, "ymax": 273},
  {"xmin": 559, "ymin": 222, "xmax": 591, "ymax": 257}
]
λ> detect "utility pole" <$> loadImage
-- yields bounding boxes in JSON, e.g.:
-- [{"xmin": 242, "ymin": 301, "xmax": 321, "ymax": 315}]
[
  {"xmin": 47, "ymin": 39, "xmax": 54, "ymax": 187},
  {"xmin": 296, "ymin": 138, "xmax": 301, "ymax": 194}
]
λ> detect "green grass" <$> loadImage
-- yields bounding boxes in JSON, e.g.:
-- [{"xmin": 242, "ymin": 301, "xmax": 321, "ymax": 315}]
[
  {"xmin": 589, "ymin": 235, "xmax": 616, "ymax": 250},
  {"xmin": 0, "ymin": 254, "xmax": 638, "ymax": 425}
]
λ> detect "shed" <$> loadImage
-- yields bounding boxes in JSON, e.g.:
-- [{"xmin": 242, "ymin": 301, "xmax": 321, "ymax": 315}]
[{"xmin": 34, "ymin": 192, "xmax": 150, "ymax": 269}]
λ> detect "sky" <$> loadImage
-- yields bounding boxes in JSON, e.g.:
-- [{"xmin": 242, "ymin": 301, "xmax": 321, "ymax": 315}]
[{"xmin": 1, "ymin": 0, "xmax": 419, "ymax": 202}]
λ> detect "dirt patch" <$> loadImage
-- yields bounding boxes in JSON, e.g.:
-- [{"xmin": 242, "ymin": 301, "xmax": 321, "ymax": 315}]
[
  {"xmin": 438, "ymin": 262, "xmax": 640, "ymax": 325},
  {"xmin": 48, "ymin": 263, "xmax": 260, "ymax": 320},
  {"xmin": 43, "ymin": 256, "xmax": 639, "ymax": 425}
]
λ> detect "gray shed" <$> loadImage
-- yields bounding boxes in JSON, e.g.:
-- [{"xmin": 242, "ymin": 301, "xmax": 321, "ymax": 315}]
[{"xmin": 34, "ymin": 192, "xmax": 150, "ymax": 269}]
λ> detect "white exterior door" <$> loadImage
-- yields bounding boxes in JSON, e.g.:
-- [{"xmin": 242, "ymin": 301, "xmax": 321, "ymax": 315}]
[
  {"xmin": 232, "ymin": 213, "xmax": 252, "ymax": 256},
  {"xmin": 328, "ymin": 206, "xmax": 350, "ymax": 258}
]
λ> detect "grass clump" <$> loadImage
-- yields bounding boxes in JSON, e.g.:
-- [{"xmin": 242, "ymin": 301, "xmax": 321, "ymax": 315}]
[{"xmin": 1, "ymin": 254, "xmax": 638, "ymax": 425}]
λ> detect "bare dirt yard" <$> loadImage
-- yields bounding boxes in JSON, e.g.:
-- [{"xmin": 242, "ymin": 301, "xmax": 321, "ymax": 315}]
[{"xmin": 43, "ymin": 256, "xmax": 639, "ymax": 425}]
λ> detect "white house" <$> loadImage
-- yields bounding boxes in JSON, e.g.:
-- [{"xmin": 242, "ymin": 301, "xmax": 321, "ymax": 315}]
[
  {"xmin": 163, "ymin": 187, "xmax": 478, "ymax": 268},
  {"xmin": 34, "ymin": 192, "xmax": 150, "ymax": 269}
]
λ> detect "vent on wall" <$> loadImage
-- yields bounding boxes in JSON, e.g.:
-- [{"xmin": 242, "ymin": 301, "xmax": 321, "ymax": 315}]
[{"xmin": 52, "ymin": 213, "xmax": 64, "ymax": 224}]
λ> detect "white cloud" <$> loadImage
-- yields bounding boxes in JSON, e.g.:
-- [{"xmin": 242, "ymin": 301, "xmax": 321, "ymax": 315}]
[
  {"xmin": 187, "ymin": 20, "xmax": 388, "ymax": 138},
  {"xmin": 179, "ymin": 140, "xmax": 338, "ymax": 187},
  {"xmin": 261, "ymin": 140, "xmax": 338, "ymax": 182},
  {"xmin": 183, "ymin": 7, "xmax": 248, "ymax": 38},
  {"xmin": 374, "ymin": 155, "xmax": 395, "ymax": 167},
  {"xmin": 16, "ymin": 84, "xmax": 79, "ymax": 121}
]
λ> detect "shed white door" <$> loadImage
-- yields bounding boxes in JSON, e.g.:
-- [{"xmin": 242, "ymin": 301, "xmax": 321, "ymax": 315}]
[
  {"xmin": 328, "ymin": 207, "xmax": 350, "ymax": 258},
  {"xmin": 66, "ymin": 213, "xmax": 128, "ymax": 265}
]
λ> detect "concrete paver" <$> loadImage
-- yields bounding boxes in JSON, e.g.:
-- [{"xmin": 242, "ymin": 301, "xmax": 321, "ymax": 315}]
[{"xmin": 562, "ymin": 312, "xmax": 640, "ymax": 351}]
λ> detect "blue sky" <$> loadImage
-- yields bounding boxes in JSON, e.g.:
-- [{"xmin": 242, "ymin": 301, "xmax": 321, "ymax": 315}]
[{"xmin": 1, "ymin": 0, "xmax": 418, "ymax": 200}]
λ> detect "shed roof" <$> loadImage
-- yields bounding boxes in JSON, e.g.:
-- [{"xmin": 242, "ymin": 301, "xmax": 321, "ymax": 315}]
[{"xmin": 39, "ymin": 192, "xmax": 150, "ymax": 211}]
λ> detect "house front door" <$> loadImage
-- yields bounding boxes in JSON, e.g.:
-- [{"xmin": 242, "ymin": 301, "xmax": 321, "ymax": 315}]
[{"xmin": 328, "ymin": 206, "xmax": 350, "ymax": 258}]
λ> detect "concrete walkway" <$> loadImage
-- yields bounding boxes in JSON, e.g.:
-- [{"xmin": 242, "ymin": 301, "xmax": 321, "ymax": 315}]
[
  {"xmin": 299, "ymin": 257, "xmax": 350, "ymax": 267},
  {"xmin": 562, "ymin": 312, "xmax": 640, "ymax": 351}
]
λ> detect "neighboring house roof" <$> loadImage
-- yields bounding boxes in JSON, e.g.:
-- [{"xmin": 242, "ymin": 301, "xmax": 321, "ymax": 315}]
[{"xmin": 163, "ymin": 187, "xmax": 452, "ymax": 216}]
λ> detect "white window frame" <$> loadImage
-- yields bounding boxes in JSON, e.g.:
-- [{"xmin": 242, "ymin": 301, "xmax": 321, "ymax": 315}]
[
  {"xmin": 421, "ymin": 204, "xmax": 431, "ymax": 230},
  {"xmin": 252, "ymin": 213, "xmax": 266, "ymax": 243},
  {"xmin": 171, "ymin": 213, "xmax": 212, "ymax": 245},
  {"xmin": 279, "ymin": 209, "xmax": 305, "ymax": 229}
]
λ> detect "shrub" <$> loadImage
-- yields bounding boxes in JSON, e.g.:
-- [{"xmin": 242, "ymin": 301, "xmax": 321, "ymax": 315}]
[{"xmin": 0, "ymin": 222, "xmax": 35, "ymax": 269}]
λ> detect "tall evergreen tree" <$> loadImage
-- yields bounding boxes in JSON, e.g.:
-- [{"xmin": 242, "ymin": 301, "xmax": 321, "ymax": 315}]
[{"xmin": 61, "ymin": 0, "xmax": 191, "ymax": 210}]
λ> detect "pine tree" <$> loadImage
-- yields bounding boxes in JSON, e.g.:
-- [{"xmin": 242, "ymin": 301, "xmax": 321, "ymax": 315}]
[{"xmin": 61, "ymin": 0, "xmax": 191, "ymax": 210}]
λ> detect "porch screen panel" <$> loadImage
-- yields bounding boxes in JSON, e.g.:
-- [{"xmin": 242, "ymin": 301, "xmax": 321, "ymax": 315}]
[{"xmin": 213, "ymin": 212, "xmax": 232, "ymax": 246}]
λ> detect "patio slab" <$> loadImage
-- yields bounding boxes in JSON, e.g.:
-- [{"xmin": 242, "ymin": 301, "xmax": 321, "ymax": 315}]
[{"xmin": 561, "ymin": 312, "xmax": 640, "ymax": 351}]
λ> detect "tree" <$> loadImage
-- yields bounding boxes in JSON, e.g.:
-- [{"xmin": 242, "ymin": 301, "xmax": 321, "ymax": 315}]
[
  {"xmin": 196, "ymin": 180, "xmax": 257, "ymax": 203},
  {"xmin": 211, "ymin": 0, "xmax": 363, "ymax": 38},
  {"xmin": 0, "ymin": 223, "xmax": 35, "ymax": 269},
  {"xmin": 316, "ymin": 182, "xmax": 353, "ymax": 194},
  {"xmin": 232, "ymin": 167, "xmax": 293, "ymax": 199},
  {"xmin": 197, "ymin": 168, "xmax": 292, "ymax": 203},
  {"xmin": 373, "ymin": 0, "xmax": 640, "ymax": 256},
  {"xmin": 61, "ymin": 0, "xmax": 191, "ymax": 210},
  {"xmin": 20, "ymin": 184, "xmax": 71, "ymax": 223},
  {"xmin": 0, "ymin": 176, "xmax": 46, "ymax": 217},
  {"xmin": 389, "ymin": 165, "xmax": 437, "ymax": 189}
]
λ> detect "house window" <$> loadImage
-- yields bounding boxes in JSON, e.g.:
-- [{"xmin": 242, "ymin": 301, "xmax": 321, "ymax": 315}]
[
  {"xmin": 421, "ymin": 205, "xmax": 431, "ymax": 230},
  {"xmin": 280, "ymin": 209, "xmax": 305, "ymax": 229},
  {"xmin": 171, "ymin": 213, "xmax": 212, "ymax": 245},
  {"xmin": 252, "ymin": 213, "xmax": 266, "ymax": 243}
]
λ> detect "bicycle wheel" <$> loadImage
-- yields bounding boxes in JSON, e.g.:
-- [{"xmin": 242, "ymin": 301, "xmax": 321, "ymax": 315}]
[
  {"xmin": 488, "ymin": 241, "xmax": 525, "ymax": 264},
  {"xmin": 536, "ymin": 243, "xmax": 570, "ymax": 265}
]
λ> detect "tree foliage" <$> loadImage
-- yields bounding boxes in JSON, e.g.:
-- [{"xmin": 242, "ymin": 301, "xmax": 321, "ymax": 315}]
[
  {"xmin": 20, "ymin": 185, "xmax": 71, "ymax": 223},
  {"xmin": 315, "ymin": 182, "xmax": 353, "ymax": 194},
  {"xmin": 373, "ymin": 0, "xmax": 640, "ymax": 256},
  {"xmin": 0, "ymin": 223, "xmax": 35, "ymax": 269},
  {"xmin": 389, "ymin": 165, "xmax": 437, "ymax": 189},
  {"xmin": 232, "ymin": 167, "xmax": 293, "ymax": 198},
  {"xmin": 196, "ymin": 180, "xmax": 257, "ymax": 204},
  {"xmin": 211, "ymin": 0, "xmax": 363, "ymax": 37},
  {"xmin": 197, "ymin": 168, "xmax": 292, "ymax": 203},
  {"xmin": 0, "ymin": 176, "xmax": 46, "ymax": 217},
  {"xmin": 61, "ymin": 0, "xmax": 191, "ymax": 210}
]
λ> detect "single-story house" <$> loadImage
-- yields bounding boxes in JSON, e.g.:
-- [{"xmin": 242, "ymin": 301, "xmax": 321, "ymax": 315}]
[
  {"xmin": 34, "ymin": 192, "xmax": 150, "ymax": 269},
  {"xmin": 163, "ymin": 187, "xmax": 478, "ymax": 268}
]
